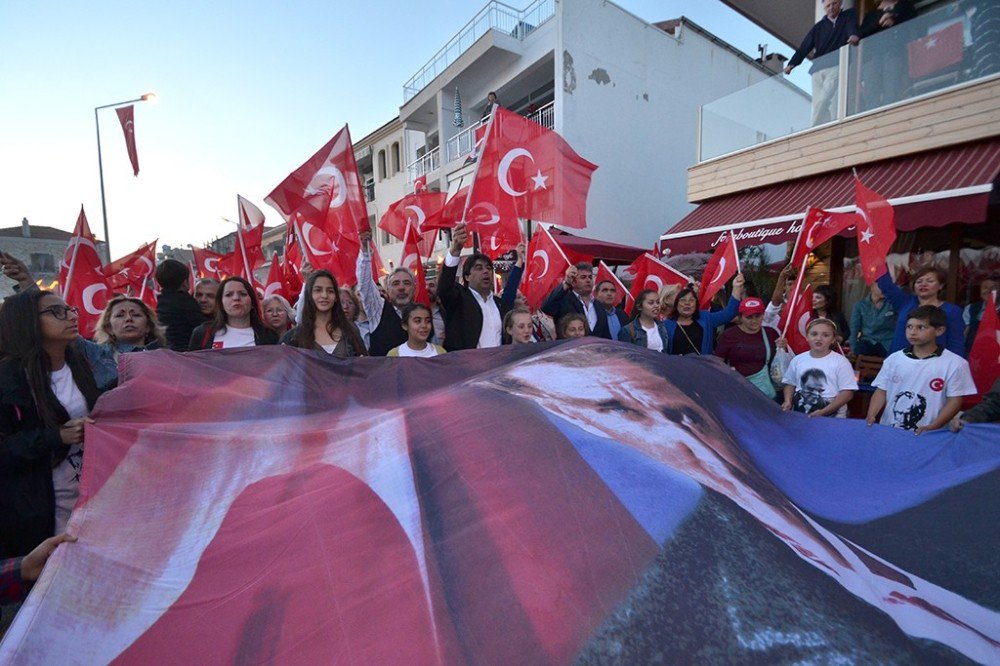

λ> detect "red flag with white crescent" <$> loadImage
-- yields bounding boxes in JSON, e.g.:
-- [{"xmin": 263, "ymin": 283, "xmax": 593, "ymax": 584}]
[
  {"xmin": 379, "ymin": 192, "xmax": 445, "ymax": 256},
  {"xmin": 192, "ymin": 247, "xmax": 224, "ymax": 280},
  {"xmin": 401, "ymin": 223, "xmax": 430, "ymax": 306},
  {"xmin": 789, "ymin": 207, "xmax": 858, "ymax": 270},
  {"xmin": 625, "ymin": 253, "xmax": 691, "ymax": 315},
  {"xmin": 115, "ymin": 105, "xmax": 140, "ymax": 177},
  {"xmin": 262, "ymin": 252, "xmax": 288, "ymax": 301},
  {"xmin": 855, "ymin": 176, "xmax": 896, "ymax": 285},
  {"xmin": 58, "ymin": 206, "xmax": 109, "ymax": 338},
  {"xmin": 778, "ymin": 283, "xmax": 814, "ymax": 354},
  {"xmin": 596, "ymin": 260, "xmax": 632, "ymax": 310},
  {"xmin": 102, "ymin": 240, "xmax": 157, "ymax": 290},
  {"xmin": 289, "ymin": 213, "xmax": 358, "ymax": 288},
  {"xmin": 464, "ymin": 106, "xmax": 596, "ymax": 234},
  {"xmin": 698, "ymin": 232, "xmax": 739, "ymax": 310},
  {"xmin": 520, "ymin": 225, "xmax": 571, "ymax": 311}
]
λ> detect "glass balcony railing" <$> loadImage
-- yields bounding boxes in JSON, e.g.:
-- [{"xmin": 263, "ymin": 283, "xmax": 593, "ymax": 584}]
[
  {"xmin": 402, "ymin": 0, "xmax": 555, "ymax": 102},
  {"xmin": 698, "ymin": 0, "xmax": 999, "ymax": 161}
]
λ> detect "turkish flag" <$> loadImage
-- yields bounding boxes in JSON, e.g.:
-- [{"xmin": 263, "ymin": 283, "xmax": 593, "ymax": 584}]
[
  {"xmin": 790, "ymin": 207, "xmax": 858, "ymax": 269},
  {"xmin": 192, "ymin": 247, "xmax": 224, "ymax": 279},
  {"xmin": 520, "ymin": 224, "xmax": 571, "ymax": 311},
  {"xmin": 625, "ymin": 253, "xmax": 691, "ymax": 315},
  {"xmin": 466, "ymin": 106, "xmax": 596, "ymax": 234},
  {"xmin": 413, "ymin": 175, "xmax": 427, "ymax": 193},
  {"xmin": 779, "ymin": 283, "xmax": 814, "ymax": 354},
  {"xmin": 596, "ymin": 260, "xmax": 631, "ymax": 310},
  {"xmin": 379, "ymin": 192, "xmax": 445, "ymax": 256},
  {"xmin": 137, "ymin": 280, "xmax": 158, "ymax": 310},
  {"xmin": 698, "ymin": 232, "xmax": 739, "ymax": 310},
  {"xmin": 369, "ymin": 238, "xmax": 387, "ymax": 286},
  {"xmin": 855, "ymin": 176, "xmax": 896, "ymax": 285},
  {"xmin": 264, "ymin": 125, "xmax": 367, "ymax": 278},
  {"xmin": 281, "ymin": 230, "xmax": 303, "ymax": 304},
  {"xmin": 115, "ymin": 105, "xmax": 140, "ymax": 177},
  {"xmin": 967, "ymin": 292, "xmax": 999, "ymax": 405},
  {"xmin": 59, "ymin": 206, "xmax": 109, "ymax": 338},
  {"xmin": 232, "ymin": 195, "xmax": 267, "ymax": 279},
  {"xmin": 908, "ymin": 22, "xmax": 964, "ymax": 79},
  {"xmin": 289, "ymin": 212, "xmax": 359, "ymax": 288},
  {"xmin": 401, "ymin": 224, "xmax": 430, "ymax": 307},
  {"xmin": 263, "ymin": 252, "xmax": 288, "ymax": 302},
  {"xmin": 102, "ymin": 240, "xmax": 157, "ymax": 291}
]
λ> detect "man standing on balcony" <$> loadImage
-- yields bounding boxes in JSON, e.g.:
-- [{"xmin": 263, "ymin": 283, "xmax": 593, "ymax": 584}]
[{"xmin": 784, "ymin": 0, "xmax": 860, "ymax": 125}]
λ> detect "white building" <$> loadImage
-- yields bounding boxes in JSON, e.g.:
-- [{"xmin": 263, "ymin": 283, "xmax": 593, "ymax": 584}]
[{"xmin": 391, "ymin": 0, "xmax": 779, "ymax": 251}]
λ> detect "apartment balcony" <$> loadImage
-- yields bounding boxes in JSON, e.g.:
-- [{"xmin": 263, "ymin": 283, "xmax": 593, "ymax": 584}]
[
  {"xmin": 691, "ymin": 0, "xmax": 1000, "ymax": 201},
  {"xmin": 406, "ymin": 146, "xmax": 441, "ymax": 184},
  {"xmin": 441, "ymin": 100, "xmax": 555, "ymax": 166},
  {"xmin": 402, "ymin": 0, "xmax": 555, "ymax": 103}
]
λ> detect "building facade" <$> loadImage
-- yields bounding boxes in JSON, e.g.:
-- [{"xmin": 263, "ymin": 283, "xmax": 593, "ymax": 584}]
[{"xmin": 0, "ymin": 219, "xmax": 105, "ymax": 299}]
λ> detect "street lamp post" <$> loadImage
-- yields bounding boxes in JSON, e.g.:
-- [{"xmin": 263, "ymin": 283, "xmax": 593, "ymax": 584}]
[{"xmin": 95, "ymin": 92, "xmax": 156, "ymax": 261}]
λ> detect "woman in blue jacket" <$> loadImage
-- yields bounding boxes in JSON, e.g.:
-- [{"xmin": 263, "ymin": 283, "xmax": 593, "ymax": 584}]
[
  {"xmin": 618, "ymin": 290, "xmax": 670, "ymax": 352},
  {"xmin": 663, "ymin": 274, "xmax": 745, "ymax": 355},
  {"xmin": 876, "ymin": 266, "xmax": 964, "ymax": 356}
]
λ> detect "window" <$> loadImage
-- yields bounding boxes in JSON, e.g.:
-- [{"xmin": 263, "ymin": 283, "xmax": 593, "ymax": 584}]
[
  {"xmin": 391, "ymin": 142, "xmax": 401, "ymax": 175},
  {"xmin": 30, "ymin": 253, "xmax": 55, "ymax": 273},
  {"xmin": 377, "ymin": 150, "xmax": 387, "ymax": 181}
]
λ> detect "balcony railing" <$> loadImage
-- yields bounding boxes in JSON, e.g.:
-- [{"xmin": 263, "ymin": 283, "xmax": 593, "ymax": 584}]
[
  {"xmin": 402, "ymin": 0, "xmax": 556, "ymax": 102},
  {"xmin": 525, "ymin": 100, "xmax": 554, "ymax": 129},
  {"xmin": 698, "ymin": 0, "xmax": 998, "ymax": 161},
  {"xmin": 406, "ymin": 147, "xmax": 441, "ymax": 183}
]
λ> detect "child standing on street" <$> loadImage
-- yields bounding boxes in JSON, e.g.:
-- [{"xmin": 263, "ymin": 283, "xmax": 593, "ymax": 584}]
[{"xmin": 781, "ymin": 318, "xmax": 858, "ymax": 417}]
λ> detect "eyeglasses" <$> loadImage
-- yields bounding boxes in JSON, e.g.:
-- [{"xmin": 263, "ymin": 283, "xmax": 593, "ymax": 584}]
[{"xmin": 39, "ymin": 305, "xmax": 79, "ymax": 320}]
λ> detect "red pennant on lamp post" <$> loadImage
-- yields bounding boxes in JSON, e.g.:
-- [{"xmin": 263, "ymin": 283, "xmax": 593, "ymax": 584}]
[{"xmin": 115, "ymin": 105, "xmax": 140, "ymax": 176}]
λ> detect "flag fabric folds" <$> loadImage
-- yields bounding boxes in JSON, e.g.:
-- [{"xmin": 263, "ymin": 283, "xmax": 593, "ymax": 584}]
[
  {"xmin": 855, "ymin": 176, "xmax": 897, "ymax": 284},
  {"xmin": 58, "ymin": 206, "xmax": 109, "ymax": 337},
  {"xmin": 400, "ymin": 223, "xmax": 430, "ymax": 307},
  {"xmin": 191, "ymin": 247, "xmax": 225, "ymax": 280},
  {"xmin": 596, "ymin": 260, "xmax": 631, "ymax": 310},
  {"xmin": 967, "ymin": 291, "xmax": 999, "ymax": 403},
  {"xmin": 626, "ymin": 253, "xmax": 691, "ymax": 314},
  {"xmin": 102, "ymin": 240, "xmax": 157, "ymax": 291},
  {"xmin": 2, "ymin": 341, "xmax": 998, "ymax": 664},
  {"xmin": 465, "ymin": 106, "xmax": 597, "ymax": 236},
  {"xmin": 698, "ymin": 231, "xmax": 739, "ymax": 310},
  {"xmin": 780, "ymin": 282, "xmax": 815, "ymax": 354},
  {"xmin": 115, "ymin": 105, "xmax": 140, "ymax": 177},
  {"xmin": 521, "ymin": 224, "xmax": 571, "ymax": 310},
  {"xmin": 262, "ymin": 252, "xmax": 289, "ymax": 302},
  {"xmin": 378, "ymin": 192, "xmax": 445, "ymax": 257},
  {"xmin": 790, "ymin": 207, "xmax": 858, "ymax": 270}
]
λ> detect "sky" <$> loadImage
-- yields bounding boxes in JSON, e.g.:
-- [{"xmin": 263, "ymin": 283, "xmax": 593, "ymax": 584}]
[{"xmin": 0, "ymin": 0, "xmax": 806, "ymax": 260}]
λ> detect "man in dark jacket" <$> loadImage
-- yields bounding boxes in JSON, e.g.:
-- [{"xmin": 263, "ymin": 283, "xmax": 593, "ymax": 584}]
[
  {"xmin": 438, "ymin": 223, "xmax": 523, "ymax": 351},
  {"xmin": 542, "ymin": 262, "xmax": 610, "ymax": 338},
  {"xmin": 595, "ymin": 279, "xmax": 629, "ymax": 341},
  {"xmin": 784, "ymin": 0, "xmax": 860, "ymax": 125},
  {"xmin": 155, "ymin": 259, "xmax": 207, "ymax": 352}
]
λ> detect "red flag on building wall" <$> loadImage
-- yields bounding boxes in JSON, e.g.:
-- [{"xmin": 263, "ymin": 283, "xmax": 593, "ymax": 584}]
[
  {"xmin": 521, "ymin": 224, "xmax": 572, "ymax": 311},
  {"xmin": 59, "ymin": 206, "xmax": 109, "ymax": 338},
  {"xmin": 855, "ymin": 176, "xmax": 896, "ymax": 284},
  {"xmin": 698, "ymin": 231, "xmax": 739, "ymax": 310},
  {"xmin": 115, "ymin": 105, "xmax": 140, "ymax": 176},
  {"xmin": 967, "ymin": 291, "xmax": 999, "ymax": 405},
  {"xmin": 626, "ymin": 253, "xmax": 691, "ymax": 315},
  {"xmin": 907, "ymin": 21, "xmax": 964, "ymax": 79}
]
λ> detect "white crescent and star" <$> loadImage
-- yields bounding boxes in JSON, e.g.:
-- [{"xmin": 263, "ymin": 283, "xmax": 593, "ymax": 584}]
[
  {"xmin": 710, "ymin": 257, "xmax": 727, "ymax": 285},
  {"xmin": 401, "ymin": 253, "xmax": 419, "ymax": 271},
  {"xmin": 497, "ymin": 148, "xmax": 546, "ymax": 197},
  {"xmin": 82, "ymin": 283, "xmax": 108, "ymax": 315},
  {"xmin": 645, "ymin": 275, "xmax": 664, "ymax": 291},
  {"xmin": 304, "ymin": 164, "xmax": 349, "ymax": 209},
  {"xmin": 797, "ymin": 311, "xmax": 811, "ymax": 338},
  {"xmin": 264, "ymin": 282, "xmax": 282, "ymax": 299},
  {"xmin": 301, "ymin": 222, "xmax": 332, "ymax": 256},
  {"xmin": 530, "ymin": 250, "xmax": 550, "ymax": 280},
  {"xmin": 205, "ymin": 257, "xmax": 219, "ymax": 273}
]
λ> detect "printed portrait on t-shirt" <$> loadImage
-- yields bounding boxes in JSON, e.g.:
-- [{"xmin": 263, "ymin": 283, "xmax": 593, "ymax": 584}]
[
  {"xmin": 890, "ymin": 390, "xmax": 927, "ymax": 431},
  {"xmin": 792, "ymin": 368, "xmax": 830, "ymax": 415}
]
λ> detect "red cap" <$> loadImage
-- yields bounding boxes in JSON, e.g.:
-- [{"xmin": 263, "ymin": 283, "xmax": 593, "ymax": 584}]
[{"xmin": 739, "ymin": 297, "xmax": 765, "ymax": 316}]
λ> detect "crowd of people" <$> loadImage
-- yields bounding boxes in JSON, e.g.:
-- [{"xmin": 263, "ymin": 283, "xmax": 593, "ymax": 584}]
[{"xmin": 0, "ymin": 222, "xmax": 998, "ymax": 612}]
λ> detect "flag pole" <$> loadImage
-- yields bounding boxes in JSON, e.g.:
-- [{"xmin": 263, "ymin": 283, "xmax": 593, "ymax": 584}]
[
  {"xmin": 781, "ymin": 253, "xmax": 811, "ymax": 338},
  {"xmin": 730, "ymin": 230, "xmax": 742, "ymax": 275},
  {"xmin": 236, "ymin": 200, "xmax": 253, "ymax": 281},
  {"xmin": 788, "ymin": 207, "xmax": 811, "ymax": 270}
]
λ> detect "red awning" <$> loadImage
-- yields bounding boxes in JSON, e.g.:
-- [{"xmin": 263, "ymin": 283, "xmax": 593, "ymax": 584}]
[
  {"xmin": 549, "ymin": 228, "xmax": 646, "ymax": 265},
  {"xmin": 661, "ymin": 140, "xmax": 1000, "ymax": 255}
]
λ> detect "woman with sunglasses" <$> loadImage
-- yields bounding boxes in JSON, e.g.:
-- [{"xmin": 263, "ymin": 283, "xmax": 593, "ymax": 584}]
[
  {"xmin": 189, "ymin": 277, "xmax": 278, "ymax": 350},
  {"xmin": 0, "ymin": 290, "xmax": 103, "ymax": 560}
]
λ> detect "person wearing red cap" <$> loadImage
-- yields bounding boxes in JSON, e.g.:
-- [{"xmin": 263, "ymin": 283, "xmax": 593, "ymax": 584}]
[{"xmin": 714, "ymin": 297, "xmax": 780, "ymax": 399}]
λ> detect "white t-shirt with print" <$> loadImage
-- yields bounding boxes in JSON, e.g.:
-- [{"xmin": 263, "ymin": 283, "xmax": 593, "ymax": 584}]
[
  {"xmin": 872, "ymin": 348, "xmax": 977, "ymax": 431},
  {"xmin": 212, "ymin": 326, "xmax": 256, "ymax": 349},
  {"xmin": 782, "ymin": 350, "xmax": 858, "ymax": 418},
  {"xmin": 394, "ymin": 343, "xmax": 444, "ymax": 358},
  {"xmin": 50, "ymin": 365, "xmax": 89, "ymax": 533}
]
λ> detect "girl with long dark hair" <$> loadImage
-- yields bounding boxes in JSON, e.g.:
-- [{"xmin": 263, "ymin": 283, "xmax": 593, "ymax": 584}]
[
  {"xmin": 0, "ymin": 290, "xmax": 102, "ymax": 558},
  {"xmin": 281, "ymin": 271, "xmax": 366, "ymax": 358},
  {"xmin": 189, "ymin": 277, "xmax": 278, "ymax": 350}
]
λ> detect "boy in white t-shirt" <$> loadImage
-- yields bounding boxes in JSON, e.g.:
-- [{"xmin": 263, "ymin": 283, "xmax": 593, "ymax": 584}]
[{"xmin": 867, "ymin": 305, "xmax": 977, "ymax": 434}]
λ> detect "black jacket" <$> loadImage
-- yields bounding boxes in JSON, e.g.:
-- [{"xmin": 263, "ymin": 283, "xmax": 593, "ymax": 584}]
[
  {"xmin": 438, "ymin": 263, "xmax": 523, "ymax": 352},
  {"xmin": 188, "ymin": 323, "xmax": 279, "ymax": 350},
  {"xmin": 788, "ymin": 9, "xmax": 860, "ymax": 72},
  {"xmin": 368, "ymin": 300, "xmax": 408, "ymax": 357},
  {"xmin": 157, "ymin": 289, "xmax": 208, "ymax": 352},
  {"xmin": 541, "ymin": 285, "xmax": 626, "ymax": 340},
  {"xmin": 0, "ymin": 358, "xmax": 100, "ymax": 558}
]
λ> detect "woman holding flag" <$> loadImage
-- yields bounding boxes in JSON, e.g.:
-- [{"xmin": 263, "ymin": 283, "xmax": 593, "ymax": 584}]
[
  {"xmin": 664, "ymin": 275, "xmax": 746, "ymax": 356},
  {"xmin": 876, "ymin": 266, "xmax": 965, "ymax": 356}
]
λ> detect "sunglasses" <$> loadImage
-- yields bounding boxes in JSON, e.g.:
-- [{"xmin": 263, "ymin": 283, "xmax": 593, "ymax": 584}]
[{"xmin": 39, "ymin": 305, "xmax": 79, "ymax": 320}]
